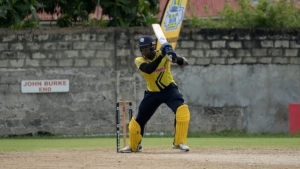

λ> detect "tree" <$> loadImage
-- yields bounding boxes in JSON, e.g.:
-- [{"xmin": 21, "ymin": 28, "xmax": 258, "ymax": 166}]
[
  {"xmin": 100, "ymin": 0, "xmax": 159, "ymax": 27},
  {"xmin": 0, "ymin": 0, "xmax": 7, "ymax": 19},
  {"xmin": 58, "ymin": 0, "xmax": 97, "ymax": 26},
  {"xmin": 0, "ymin": 0, "xmax": 160, "ymax": 28},
  {"xmin": 37, "ymin": 0, "xmax": 97, "ymax": 27},
  {"xmin": 0, "ymin": 0, "xmax": 43, "ymax": 28}
]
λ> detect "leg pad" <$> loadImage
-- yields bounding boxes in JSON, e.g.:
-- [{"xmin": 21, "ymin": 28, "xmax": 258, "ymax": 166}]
[
  {"xmin": 129, "ymin": 118, "xmax": 142, "ymax": 152},
  {"xmin": 174, "ymin": 104, "xmax": 190, "ymax": 146}
]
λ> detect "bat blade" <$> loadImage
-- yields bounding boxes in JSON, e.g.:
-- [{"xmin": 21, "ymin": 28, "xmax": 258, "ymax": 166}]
[{"xmin": 152, "ymin": 24, "xmax": 168, "ymax": 45}]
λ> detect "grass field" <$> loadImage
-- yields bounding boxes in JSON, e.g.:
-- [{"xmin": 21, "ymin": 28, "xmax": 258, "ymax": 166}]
[
  {"xmin": 0, "ymin": 133, "xmax": 299, "ymax": 152},
  {"xmin": 1, "ymin": 133, "xmax": 300, "ymax": 169}
]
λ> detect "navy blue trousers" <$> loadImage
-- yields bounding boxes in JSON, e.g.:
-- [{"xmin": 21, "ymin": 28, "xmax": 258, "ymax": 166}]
[{"xmin": 135, "ymin": 83, "xmax": 184, "ymax": 136}]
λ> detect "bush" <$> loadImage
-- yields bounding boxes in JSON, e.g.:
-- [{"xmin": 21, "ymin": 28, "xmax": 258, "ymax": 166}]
[{"xmin": 187, "ymin": 0, "xmax": 300, "ymax": 28}]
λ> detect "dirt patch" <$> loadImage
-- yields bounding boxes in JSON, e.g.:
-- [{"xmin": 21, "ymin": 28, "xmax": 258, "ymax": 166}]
[{"xmin": 0, "ymin": 147, "xmax": 299, "ymax": 169}]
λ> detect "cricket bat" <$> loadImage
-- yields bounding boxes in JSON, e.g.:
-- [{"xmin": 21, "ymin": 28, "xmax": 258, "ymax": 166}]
[
  {"xmin": 152, "ymin": 24, "xmax": 168, "ymax": 45},
  {"xmin": 152, "ymin": 23, "xmax": 173, "ymax": 62},
  {"xmin": 152, "ymin": 23, "xmax": 189, "ymax": 65}
]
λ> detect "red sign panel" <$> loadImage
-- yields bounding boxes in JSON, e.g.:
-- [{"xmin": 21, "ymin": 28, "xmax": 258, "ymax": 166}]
[{"xmin": 289, "ymin": 104, "xmax": 300, "ymax": 134}]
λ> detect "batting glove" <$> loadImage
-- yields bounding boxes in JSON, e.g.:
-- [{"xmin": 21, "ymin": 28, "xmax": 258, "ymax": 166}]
[{"xmin": 160, "ymin": 43, "xmax": 177, "ymax": 63}]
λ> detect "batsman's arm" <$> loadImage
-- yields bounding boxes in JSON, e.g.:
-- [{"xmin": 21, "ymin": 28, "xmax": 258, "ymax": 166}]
[{"xmin": 139, "ymin": 55, "xmax": 164, "ymax": 74}]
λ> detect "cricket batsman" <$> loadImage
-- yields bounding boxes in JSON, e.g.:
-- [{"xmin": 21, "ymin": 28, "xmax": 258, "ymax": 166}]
[{"xmin": 120, "ymin": 35, "xmax": 190, "ymax": 153}]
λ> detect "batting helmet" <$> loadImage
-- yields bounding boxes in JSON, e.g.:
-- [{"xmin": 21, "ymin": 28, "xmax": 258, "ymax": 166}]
[{"xmin": 139, "ymin": 35, "xmax": 155, "ymax": 51}]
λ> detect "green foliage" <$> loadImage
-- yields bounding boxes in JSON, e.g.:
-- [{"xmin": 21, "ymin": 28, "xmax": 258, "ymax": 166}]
[
  {"xmin": 0, "ymin": 0, "xmax": 7, "ymax": 19},
  {"xmin": 10, "ymin": 18, "xmax": 40, "ymax": 29},
  {"xmin": 133, "ymin": 0, "xmax": 159, "ymax": 26},
  {"xmin": 1, "ymin": 0, "xmax": 159, "ymax": 28},
  {"xmin": 0, "ymin": 0, "xmax": 43, "ymax": 28},
  {"xmin": 59, "ymin": 0, "xmax": 97, "ymax": 26},
  {"xmin": 37, "ymin": 0, "xmax": 97, "ymax": 27},
  {"xmin": 187, "ymin": 0, "xmax": 300, "ymax": 28},
  {"xmin": 100, "ymin": 0, "xmax": 159, "ymax": 27},
  {"xmin": 82, "ymin": 18, "xmax": 108, "ymax": 27},
  {"xmin": 100, "ymin": 0, "xmax": 133, "ymax": 26},
  {"xmin": 56, "ymin": 14, "xmax": 72, "ymax": 27},
  {"xmin": 21, "ymin": 19, "xmax": 40, "ymax": 28}
]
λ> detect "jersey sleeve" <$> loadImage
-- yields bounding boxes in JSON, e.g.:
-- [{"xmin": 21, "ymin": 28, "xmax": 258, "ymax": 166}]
[{"xmin": 135, "ymin": 57, "xmax": 146, "ymax": 69}]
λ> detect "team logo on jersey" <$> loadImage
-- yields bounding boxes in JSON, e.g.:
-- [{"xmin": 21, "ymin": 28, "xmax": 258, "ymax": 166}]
[
  {"xmin": 154, "ymin": 66, "xmax": 166, "ymax": 73},
  {"xmin": 163, "ymin": 0, "xmax": 185, "ymax": 31}
]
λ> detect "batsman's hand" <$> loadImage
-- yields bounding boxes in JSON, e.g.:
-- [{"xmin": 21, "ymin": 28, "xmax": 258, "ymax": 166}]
[{"xmin": 160, "ymin": 43, "xmax": 177, "ymax": 63}]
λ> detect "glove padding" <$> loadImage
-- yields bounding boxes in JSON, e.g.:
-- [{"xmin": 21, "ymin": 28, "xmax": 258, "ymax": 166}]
[{"xmin": 160, "ymin": 43, "xmax": 177, "ymax": 63}]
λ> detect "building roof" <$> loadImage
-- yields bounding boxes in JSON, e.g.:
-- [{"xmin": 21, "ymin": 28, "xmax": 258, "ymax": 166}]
[
  {"xmin": 185, "ymin": 0, "xmax": 239, "ymax": 17},
  {"xmin": 157, "ymin": 0, "xmax": 238, "ymax": 19}
]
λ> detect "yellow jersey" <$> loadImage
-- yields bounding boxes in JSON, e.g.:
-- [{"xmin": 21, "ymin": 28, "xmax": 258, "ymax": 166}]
[{"xmin": 135, "ymin": 51, "xmax": 176, "ymax": 92}]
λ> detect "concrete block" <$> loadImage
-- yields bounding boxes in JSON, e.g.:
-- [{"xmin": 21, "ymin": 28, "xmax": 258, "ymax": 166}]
[
  {"xmin": 268, "ymin": 49, "xmax": 283, "ymax": 57},
  {"xmin": 25, "ymin": 59, "xmax": 40, "ymax": 67},
  {"xmin": 10, "ymin": 59, "xmax": 24, "ymax": 67},
  {"xmin": 81, "ymin": 50, "xmax": 96, "ymax": 58},
  {"xmin": 180, "ymin": 41, "xmax": 195, "ymax": 48},
  {"xmin": 32, "ymin": 52, "xmax": 46, "ymax": 59},
  {"xmin": 290, "ymin": 57, "xmax": 300, "ymax": 64},
  {"xmin": 227, "ymin": 58, "xmax": 242, "ymax": 64},
  {"xmin": 275, "ymin": 40, "xmax": 289, "ymax": 48},
  {"xmin": 82, "ymin": 34, "xmax": 97, "ymax": 41},
  {"xmin": 261, "ymin": 40, "xmax": 274, "ymax": 48},
  {"xmin": 95, "ymin": 51, "xmax": 113, "ymax": 58},
  {"xmin": 258, "ymin": 57, "xmax": 272, "ymax": 64},
  {"xmin": 10, "ymin": 42, "xmax": 24, "ymax": 50},
  {"xmin": 26, "ymin": 42, "xmax": 41, "ymax": 50},
  {"xmin": 284, "ymin": 49, "xmax": 298, "ymax": 57},
  {"xmin": 236, "ymin": 49, "xmax": 252, "ymax": 57},
  {"xmin": 0, "ymin": 59, "xmax": 8, "ymax": 67},
  {"xmin": 252, "ymin": 49, "xmax": 267, "ymax": 57},
  {"xmin": 228, "ymin": 41, "xmax": 242, "ymax": 48},
  {"xmin": 0, "ymin": 43, "xmax": 8, "ymax": 50},
  {"xmin": 212, "ymin": 58, "xmax": 226, "ymax": 65},
  {"xmin": 75, "ymin": 59, "xmax": 88, "ymax": 67},
  {"xmin": 191, "ymin": 49, "xmax": 204, "ymax": 57},
  {"xmin": 195, "ymin": 41, "xmax": 210, "ymax": 49},
  {"xmin": 2, "ymin": 35, "xmax": 17, "ymax": 42},
  {"xmin": 41, "ymin": 59, "xmax": 57, "ymax": 67},
  {"xmin": 212, "ymin": 40, "xmax": 226, "ymax": 48},
  {"xmin": 195, "ymin": 58, "xmax": 210, "ymax": 65},
  {"xmin": 273, "ymin": 57, "xmax": 288, "ymax": 64},
  {"xmin": 58, "ymin": 42, "xmax": 72, "ymax": 50},
  {"xmin": 221, "ymin": 49, "xmax": 235, "ymax": 57},
  {"xmin": 59, "ymin": 59, "xmax": 73, "ymax": 67},
  {"xmin": 42, "ymin": 42, "xmax": 57, "ymax": 50},
  {"xmin": 205, "ymin": 49, "xmax": 220, "ymax": 57},
  {"xmin": 243, "ymin": 57, "xmax": 257, "ymax": 64}
]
